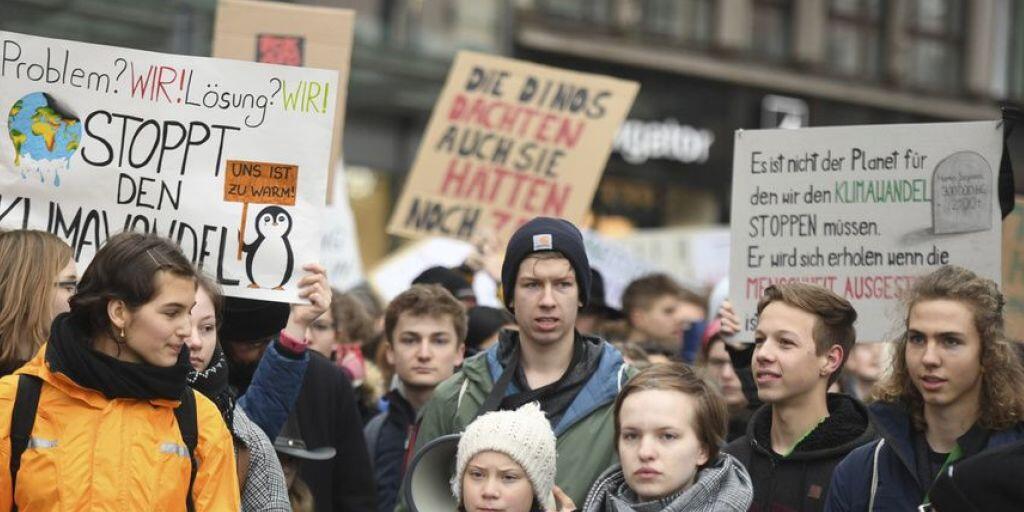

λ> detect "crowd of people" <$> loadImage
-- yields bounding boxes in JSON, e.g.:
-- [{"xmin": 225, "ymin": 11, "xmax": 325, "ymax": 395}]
[{"xmin": 0, "ymin": 214, "xmax": 1021, "ymax": 512}]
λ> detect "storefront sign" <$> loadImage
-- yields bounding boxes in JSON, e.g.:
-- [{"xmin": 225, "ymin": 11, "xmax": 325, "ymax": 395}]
[{"xmin": 613, "ymin": 118, "xmax": 714, "ymax": 164}]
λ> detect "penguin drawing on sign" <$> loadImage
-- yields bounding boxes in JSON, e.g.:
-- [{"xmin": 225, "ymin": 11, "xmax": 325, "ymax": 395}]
[{"xmin": 241, "ymin": 206, "xmax": 294, "ymax": 290}]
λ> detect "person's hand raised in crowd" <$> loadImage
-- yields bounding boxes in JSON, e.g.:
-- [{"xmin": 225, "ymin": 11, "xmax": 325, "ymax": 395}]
[
  {"xmin": 465, "ymin": 232, "xmax": 503, "ymax": 281},
  {"xmin": 283, "ymin": 263, "xmax": 331, "ymax": 341},
  {"xmin": 716, "ymin": 299, "xmax": 755, "ymax": 370},
  {"xmin": 549, "ymin": 485, "xmax": 576, "ymax": 512},
  {"xmin": 718, "ymin": 299, "xmax": 741, "ymax": 336}
]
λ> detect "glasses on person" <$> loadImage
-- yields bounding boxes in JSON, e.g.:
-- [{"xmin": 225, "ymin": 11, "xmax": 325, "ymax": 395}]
[{"xmin": 54, "ymin": 280, "xmax": 78, "ymax": 294}]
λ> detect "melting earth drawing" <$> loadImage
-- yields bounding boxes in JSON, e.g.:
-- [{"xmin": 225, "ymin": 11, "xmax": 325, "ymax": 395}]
[{"xmin": 7, "ymin": 92, "xmax": 82, "ymax": 186}]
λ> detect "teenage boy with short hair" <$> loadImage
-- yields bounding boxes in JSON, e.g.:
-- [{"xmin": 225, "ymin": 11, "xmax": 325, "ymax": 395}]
[
  {"xmin": 621, "ymin": 273, "xmax": 705, "ymax": 359},
  {"xmin": 395, "ymin": 217, "xmax": 633, "ymax": 510},
  {"xmin": 364, "ymin": 284, "xmax": 467, "ymax": 512},
  {"xmin": 724, "ymin": 283, "xmax": 875, "ymax": 512}
]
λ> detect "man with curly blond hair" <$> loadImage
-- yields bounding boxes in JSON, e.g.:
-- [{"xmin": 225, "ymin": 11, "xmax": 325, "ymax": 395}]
[{"xmin": 825, "ymin": 265, "xmax": 1024, "ymax": 512}]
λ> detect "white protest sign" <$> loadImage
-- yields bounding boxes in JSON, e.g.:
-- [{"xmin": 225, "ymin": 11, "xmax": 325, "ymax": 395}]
[
  {"xmin": 0, "ymin": 31, "xmax": 338, "ymax": 302},
  {"xmin": 614, "ymin": 226, "xmax": 730, "ymax": 289},
  {"xmin": 582, "ymin": 230, "xmax": 658, "ymax": 309},
  {"xmin": 729, "ymin": 121, "xmax": 1002, "ymax": 341},
  {"xmin": 369, "ymin": 237, "xmax": 502, "ymax": 308},
  {"xmin": 320, "ymin": 160, "xmax": 364, "ymax": 292}
]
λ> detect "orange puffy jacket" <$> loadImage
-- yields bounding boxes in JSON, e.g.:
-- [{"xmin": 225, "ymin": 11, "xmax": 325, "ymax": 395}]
[{"xmin": 0, "ymin": 347, "xmax": 240, "ymax": 511}]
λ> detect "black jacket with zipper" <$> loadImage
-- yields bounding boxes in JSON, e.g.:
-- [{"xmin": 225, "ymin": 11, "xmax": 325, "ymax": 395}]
[{"xmin": 724, "ymin": 393, "xmax": 877, "ymax": 512}]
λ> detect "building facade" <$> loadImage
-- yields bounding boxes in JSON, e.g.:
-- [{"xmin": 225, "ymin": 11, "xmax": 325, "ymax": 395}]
[{"xmin": 3, "ymin": 0, "xmax": 1024, "ymax": 263}]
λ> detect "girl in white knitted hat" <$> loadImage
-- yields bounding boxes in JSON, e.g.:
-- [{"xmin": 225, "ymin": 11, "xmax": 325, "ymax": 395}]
[
  {"xmin": 453, "ymin": 402, "xmax": 574, "ymax": 512},
  {"xmin": 580, "ymin": 363, "xmax": 753, "ymax": 512}
]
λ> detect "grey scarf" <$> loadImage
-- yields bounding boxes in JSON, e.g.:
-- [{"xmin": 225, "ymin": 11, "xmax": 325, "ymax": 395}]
[{"xmin": 581, "ymin": 453, "xmax": 753, "ymax": 512}]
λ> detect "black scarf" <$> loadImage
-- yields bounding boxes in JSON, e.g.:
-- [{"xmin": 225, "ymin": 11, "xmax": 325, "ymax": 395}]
[
  {"xmin": 187, "ymin": 344, "xmax": 236, "ymax": 434},
  {"xmin": 496, "ymin": 331, "xmax": 602, "ymax": 428},
  {"xmin": 47, "ymin": 313, "xmax": 189, "ymax": 401}
]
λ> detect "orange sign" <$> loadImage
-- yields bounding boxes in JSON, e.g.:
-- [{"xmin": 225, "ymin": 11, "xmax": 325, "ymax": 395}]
[{"xmin": 224, "ymin": 159, "xmax": 299, "ymax": 206}]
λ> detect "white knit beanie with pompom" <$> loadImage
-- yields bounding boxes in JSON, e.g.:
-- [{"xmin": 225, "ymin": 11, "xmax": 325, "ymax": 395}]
[{"xmin": 451, "ymin": 402, "xmax": 557, "ymax": 510}]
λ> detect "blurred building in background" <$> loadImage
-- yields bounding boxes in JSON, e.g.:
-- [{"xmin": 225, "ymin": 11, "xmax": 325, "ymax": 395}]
[{"xmin": 3, "ymin": 0, "xmax": 1023, "ymax": 265}]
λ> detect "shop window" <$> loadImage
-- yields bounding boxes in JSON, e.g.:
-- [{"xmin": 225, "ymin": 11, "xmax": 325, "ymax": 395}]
[
  {"xmin": 751, "ymin": 0, "xmax": 794, "ymax": 63},
  {"xmin": 903, "ymin": 0, "xmax": 964, "ymax": 93},
  {"xmin": 638, "ymin": 0, "xmax": 713, "ymax": 45},
  {"xmin": 534, "ymin": 0, "xmax": 614, "ymax": 25},
  {"xmin": 0, "ymin": 0, "xmax": 214, "ymax": 56},
  {"xmin": 826, "ymin": 0, "xmax": 885, "ymax": 80},
  {"xmin": 362, "ymin": 0, "xmax": 502, "ymax": 57}
]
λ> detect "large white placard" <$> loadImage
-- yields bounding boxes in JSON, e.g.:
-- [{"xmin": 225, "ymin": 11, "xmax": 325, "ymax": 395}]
[
  {"xmin": 729, "ymin": 121, "xmax": 1002, "ymax": 341},
  {"xmin": 0, "ymin": 31, "xmax": 338, "ymax": 302}
]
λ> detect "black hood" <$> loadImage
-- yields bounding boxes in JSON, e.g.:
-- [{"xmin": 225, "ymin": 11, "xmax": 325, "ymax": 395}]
[{"xmin": 748, "ymin": 393, "xmax": 877, "ymax": 461}]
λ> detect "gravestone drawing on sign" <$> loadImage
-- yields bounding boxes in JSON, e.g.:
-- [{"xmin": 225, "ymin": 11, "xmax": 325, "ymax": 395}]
[{"xmin": 931, "ymin": 151, "xmax": 992, "ymax": 235}]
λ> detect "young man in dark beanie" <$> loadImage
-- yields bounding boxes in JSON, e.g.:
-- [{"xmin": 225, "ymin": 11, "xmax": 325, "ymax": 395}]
[
  {"xmin": 221, "ymin": 264, "xmax": 376, "ymax": 512},
  {"xmin": 395, "ymin": 217, "xmax": 634, "ymax": 510}
]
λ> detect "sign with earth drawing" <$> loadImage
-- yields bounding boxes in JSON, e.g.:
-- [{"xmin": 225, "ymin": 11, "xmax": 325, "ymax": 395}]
[{"xmin": 0, "ymin": 31, "xmax": 338, "ymax": 303}]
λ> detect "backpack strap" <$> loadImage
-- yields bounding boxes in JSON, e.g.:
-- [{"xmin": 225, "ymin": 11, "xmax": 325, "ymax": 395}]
[
  {"xmin": 9, "ymin": 375, "xmax": 42, "ymax": 512},
  {"xmin": 868, "ymin": 438, "xmax": 886, "ymax": 512},
  {"xmin": 473, "ymin": 345, "xmax": 519, "ymax": 423},
  {"xmin": 174, "ymin": 389, "xmax": 199, "ymax": 512}
]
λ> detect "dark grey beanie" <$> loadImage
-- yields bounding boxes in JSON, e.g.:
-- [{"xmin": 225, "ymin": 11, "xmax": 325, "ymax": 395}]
[{"xmin": 500, "ymin": 217, "xmax": 591, "ymax": 310}]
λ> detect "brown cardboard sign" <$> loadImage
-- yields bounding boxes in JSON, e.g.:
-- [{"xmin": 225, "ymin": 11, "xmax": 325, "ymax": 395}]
[
  {"xmin": 212, "ymin": 0, "xmax": 353, "ymax": 202},
  {"xmin": 1003, "ymin": 196, "xmax": 1024, "ymax": 340},
  {"xmin": 387, "ymin": 51, "xmax": 639, "ymax": 243}
]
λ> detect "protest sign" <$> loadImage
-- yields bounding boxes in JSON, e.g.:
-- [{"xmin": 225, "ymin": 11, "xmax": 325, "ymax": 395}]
[
  {"xmin": 368, "ymin": 237, "xmax": 502, "ymax": 308},
  {"xmin": 212, "ymin": 0, "xmax": 354, "ymax": 202},
  {"xmin": 1003, "ymin": 196, "xmax": 1024, "ymax": 340},
  {"xmin": 0, "ymin": 31, "xmax": 337, "ymax": 302},
  {"xmin": 582, "ymin": 230, "xmax": 658, "ymax": 310},
  {"xmin": 387, "ymin": 51, "xmax": 638, "ymax": 243},
  {"xmin": 321, "ymin": 160, "xmax": 365, "ymax": 292},
  {"xmin": 729, "ymin": 121, "xmax": 1002, "ymax": 341},
  {"xmin": 615, "ymin": 226, "xmax": 730, "ymax": 290}
]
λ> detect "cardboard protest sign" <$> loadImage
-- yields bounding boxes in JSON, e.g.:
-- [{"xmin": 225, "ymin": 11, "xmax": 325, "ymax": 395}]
[
  {"xmin": 212, "ymin": 0, "xmax": 354, "ymax": 202},
  {"xmin": 0, "ymin": 31, "xmax": 337, "ymax": 302},
  {"xmin": 1003, "ymin": 196, "xmax": 1024, "ymax": 340},
  {"xmin": 729, "ymin": 121, "xmax": 1002, "ymax": 341},
  {"xmin": 388, "ymin": 51, "xmax": 638, "ymax": 243}
]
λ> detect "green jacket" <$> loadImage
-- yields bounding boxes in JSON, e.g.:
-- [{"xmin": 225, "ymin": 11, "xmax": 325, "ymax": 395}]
[{"xmin": 396, "ymin": 333, "xmax": 635, "ymax": 511}]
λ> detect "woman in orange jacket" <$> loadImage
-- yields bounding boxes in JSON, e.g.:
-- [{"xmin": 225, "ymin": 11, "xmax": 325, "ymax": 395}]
[{"xmin": 0, "ymin": 232, "xmax": 240, "ymax": 511}]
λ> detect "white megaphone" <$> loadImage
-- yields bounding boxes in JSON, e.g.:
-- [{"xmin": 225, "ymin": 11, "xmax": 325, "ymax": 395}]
[{"xmin": 402, "ymin": 433, "xmax": 462, "ymax": 512}]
